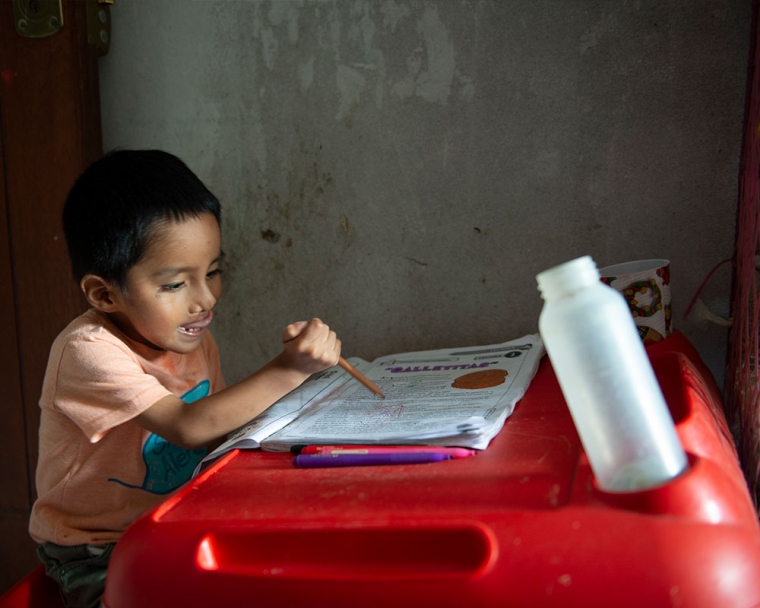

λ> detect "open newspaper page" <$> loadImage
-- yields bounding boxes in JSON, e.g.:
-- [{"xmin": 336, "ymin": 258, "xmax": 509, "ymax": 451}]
[
  {"xmin": 261, "ymin": 334, "xmax": 544, "ymax": 452},
  {"xmin": 194, "ymin": 334, "xmax": 544, "ymax": 475},
  {"xmin": 193, "ymin": 361, "xmax": 364, "ymax": 475}
]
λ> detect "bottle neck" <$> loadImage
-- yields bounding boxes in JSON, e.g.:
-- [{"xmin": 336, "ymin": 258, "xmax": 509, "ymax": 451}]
[{"xmin": 537, "ymin": 256, "xmax": 600, "ymax": 300}]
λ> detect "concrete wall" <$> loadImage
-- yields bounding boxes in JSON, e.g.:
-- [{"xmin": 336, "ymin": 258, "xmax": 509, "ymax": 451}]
[{"xmin": 99, "ymin": 0, "xmax": 749, "ymax": 388}]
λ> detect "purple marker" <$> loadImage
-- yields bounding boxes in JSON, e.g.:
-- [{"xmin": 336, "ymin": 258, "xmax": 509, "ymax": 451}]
[{"xmin": 292, "ymin": 452, "xmax": 452, "ymax": 468}]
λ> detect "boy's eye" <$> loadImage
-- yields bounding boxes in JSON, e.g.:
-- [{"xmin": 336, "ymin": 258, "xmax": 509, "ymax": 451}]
[
  {"xmin": 206, "ymin": 268, "xmax": 223, "ymax": 280},
  {"xmin": 161, "ymin": 282, "xmax": 185, "ymax": 292}
]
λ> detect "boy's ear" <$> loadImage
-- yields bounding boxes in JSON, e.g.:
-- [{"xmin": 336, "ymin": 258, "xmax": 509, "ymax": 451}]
[{"xmin": 80, "ymin": 274, "xmax": 121, "ymax": 312}]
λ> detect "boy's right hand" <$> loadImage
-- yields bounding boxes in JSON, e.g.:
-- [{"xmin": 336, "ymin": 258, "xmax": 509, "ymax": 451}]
[
  {"xmin": 136, "ymin": 318, "xmax": 342, "ymax": 451},
  {"xmin": 281, "ymin": 318, "xmax": 341, "ymax": 375}
]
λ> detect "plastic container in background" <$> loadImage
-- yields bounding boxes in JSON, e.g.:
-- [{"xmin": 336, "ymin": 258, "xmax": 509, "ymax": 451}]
[{"xmin": 536, "ymin": 255, "xmax": 687, "ymax": 492}]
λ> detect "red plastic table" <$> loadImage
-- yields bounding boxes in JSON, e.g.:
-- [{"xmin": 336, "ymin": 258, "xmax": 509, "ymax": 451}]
[{"xmin": 103, "ymin": 332, "xmax": 760, "ymax": 608}]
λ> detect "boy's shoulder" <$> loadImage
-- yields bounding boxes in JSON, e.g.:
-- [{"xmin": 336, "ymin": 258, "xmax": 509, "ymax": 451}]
[
  {"xmin": 52, "ymin": 308, "xmax": 220, "ymax": 363},
  {"xmin": 42, "ymin": 309, "xmax": 146, "ymax": 400},
  {"xmin": 51, "ymin": 308, "xmax": 135, "ymax": 359},
  {"xmin": 57, "ymin": 308, "xmax": 120, "ymax": 342}
]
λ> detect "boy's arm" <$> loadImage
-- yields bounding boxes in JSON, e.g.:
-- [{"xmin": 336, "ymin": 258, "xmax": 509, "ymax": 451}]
[{"xmin": 135, "ymin": 318, "xmax": 340, "ymax": 450}]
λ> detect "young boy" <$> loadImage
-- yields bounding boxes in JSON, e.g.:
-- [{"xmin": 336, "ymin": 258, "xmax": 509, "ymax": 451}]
[{"xmin": 29, "ymin": 150, "xmax": 341, "ymax": 608}]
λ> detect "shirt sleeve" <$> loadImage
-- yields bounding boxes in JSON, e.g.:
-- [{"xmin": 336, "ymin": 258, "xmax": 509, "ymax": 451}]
[{"xmin": 53, "ymin": 332, "xmax": 173, "ymax": 443}]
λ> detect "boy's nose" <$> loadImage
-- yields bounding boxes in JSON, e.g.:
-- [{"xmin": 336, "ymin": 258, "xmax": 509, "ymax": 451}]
[{"xmin": 192, "ymin": 282, "xmax": 217, "ymax": 313}]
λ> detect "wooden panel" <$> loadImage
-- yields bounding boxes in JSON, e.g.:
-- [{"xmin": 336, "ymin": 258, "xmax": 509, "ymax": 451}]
[
  {"xmin": 0, "ymin": 514, "xmax": 42, "ymax": 595},
  {"xmin": 0, "ymin": 99, "xmax": 29, "ymax": 512},
  {"xmin": 0, "ymin": 0, "xmax": 102, "ymax": 593},
  {"xmin": 2, "ymin": 1, "xmax": 99, "ymax": 483}
]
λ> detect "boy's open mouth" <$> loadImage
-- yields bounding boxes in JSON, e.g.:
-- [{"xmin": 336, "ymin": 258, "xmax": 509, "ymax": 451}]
[{"xmin": 179, "ymin": 311, "xmax": 213, "ymax": 336}]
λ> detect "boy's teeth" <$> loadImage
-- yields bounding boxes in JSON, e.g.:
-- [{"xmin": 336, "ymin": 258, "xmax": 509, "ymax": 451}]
[{"xmin": 181, "ymin": 311, "xmax": 213, "ymax": 332}]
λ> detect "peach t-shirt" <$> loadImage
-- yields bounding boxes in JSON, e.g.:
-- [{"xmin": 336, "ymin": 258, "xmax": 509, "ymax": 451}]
[{"xmin": 29, "ymin": 308, "xmax": 225, "ymax": 546}]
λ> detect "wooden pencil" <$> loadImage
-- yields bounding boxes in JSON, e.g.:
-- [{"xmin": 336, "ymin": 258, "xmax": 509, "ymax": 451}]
[{"xmin": 338, "ymin": 356, "xmax": 385, "ymax": 398}]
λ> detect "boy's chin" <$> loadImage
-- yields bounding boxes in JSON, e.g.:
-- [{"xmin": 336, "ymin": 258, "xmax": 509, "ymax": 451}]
[
  {"xmin": 169, "ymin": 332, "xmax": 207, "ymax": 353},
  {"xmin": 136, "ymin": 334, "xmax": 205, "ymax": 355}
]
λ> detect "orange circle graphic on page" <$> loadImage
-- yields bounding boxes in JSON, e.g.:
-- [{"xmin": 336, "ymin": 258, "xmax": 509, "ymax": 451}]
[{"xmin": 452, "ymin": 369, "xmax": 508, "ymax": 389}]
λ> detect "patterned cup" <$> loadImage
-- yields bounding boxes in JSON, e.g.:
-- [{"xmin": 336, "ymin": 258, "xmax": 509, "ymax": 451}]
[{"xmin": 599, "ymin": 259, "xmax": 672, "ymax": 345}]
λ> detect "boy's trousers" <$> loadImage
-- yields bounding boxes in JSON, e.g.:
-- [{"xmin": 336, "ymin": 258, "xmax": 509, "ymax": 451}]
[{"xmin": 36, "ymin": 541, "xmax": 115, "ymax": 608}]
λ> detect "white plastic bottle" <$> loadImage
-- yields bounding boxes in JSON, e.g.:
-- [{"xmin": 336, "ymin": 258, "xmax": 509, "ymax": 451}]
[{"xmin": 536, "ymin": 255, "xmax": 688, "ymax": 492}]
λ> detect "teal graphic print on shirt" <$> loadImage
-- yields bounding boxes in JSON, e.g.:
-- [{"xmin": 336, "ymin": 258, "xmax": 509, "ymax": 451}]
[{"xmin": 108, "ymin": 380, "xmax": 210, "ymax": 494}]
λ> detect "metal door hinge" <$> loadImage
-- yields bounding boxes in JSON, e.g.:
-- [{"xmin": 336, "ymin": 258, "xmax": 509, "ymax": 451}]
[
  {"xmin": 86, "ymin": 0, "xmax": 113, "ymax": 56},
  {"xmin": 13, "ymin": 0, "xmax": 63, "ymax": 39}
]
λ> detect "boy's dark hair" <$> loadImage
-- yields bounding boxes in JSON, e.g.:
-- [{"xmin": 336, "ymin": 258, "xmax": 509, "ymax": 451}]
[{"xmin": 63, "ymin": 149, "xmax": 221, "ymax": 289}]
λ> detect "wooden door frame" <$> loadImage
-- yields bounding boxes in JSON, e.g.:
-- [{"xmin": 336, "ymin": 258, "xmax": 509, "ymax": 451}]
[{"xmin": 0, "ymin": 0, "xmax": 102, "ymax": 592}]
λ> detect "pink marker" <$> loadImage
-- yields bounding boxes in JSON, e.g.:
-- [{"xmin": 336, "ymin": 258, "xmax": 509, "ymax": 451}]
[{"xmin": 296, "ymin": 445, "xmax": 476, "ymax": 459}]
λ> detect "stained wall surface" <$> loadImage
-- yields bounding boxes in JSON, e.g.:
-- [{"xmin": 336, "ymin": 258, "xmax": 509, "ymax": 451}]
[{"xmin": 99, "ymin": 1, "xmax": 749, "ymax": 388}]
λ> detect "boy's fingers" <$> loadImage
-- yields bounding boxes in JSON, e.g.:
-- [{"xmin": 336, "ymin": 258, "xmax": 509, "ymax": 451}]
[
  {"xmin": 283, "ymin": 319, "xmax": 337, "ymax": 355},
  {"xmin": 292, "ymin": 318, "xmax": 330, "ymax": 344},
  {"xmin": 281, "ymin": 318, "xmax": 342, "ymax": 372},
  {"xmin": 282, "ymin": 320, "xmax": 309, "ymax": 343}
]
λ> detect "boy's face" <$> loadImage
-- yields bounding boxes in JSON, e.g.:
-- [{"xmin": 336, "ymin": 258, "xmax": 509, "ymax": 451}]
[{"xmin": 107, "ymin": 213, "xmax": 223, "ymax": 354}]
